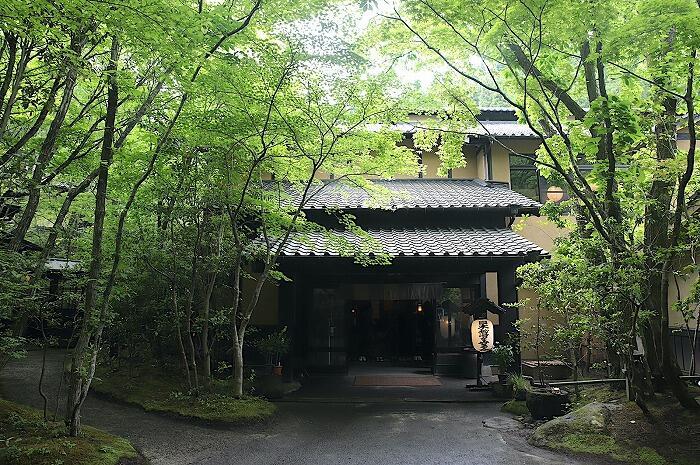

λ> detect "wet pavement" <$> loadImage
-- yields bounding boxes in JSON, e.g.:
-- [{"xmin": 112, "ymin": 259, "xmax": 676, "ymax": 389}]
[{"xmin": 0, "ymin": 351, "xmax": 596, "ymax": 465}]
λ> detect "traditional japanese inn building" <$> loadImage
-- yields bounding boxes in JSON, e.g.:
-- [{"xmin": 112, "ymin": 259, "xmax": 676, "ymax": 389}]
[{"xmin": 247, "ymin": 108, "xmax": 560, "ymax": 376}]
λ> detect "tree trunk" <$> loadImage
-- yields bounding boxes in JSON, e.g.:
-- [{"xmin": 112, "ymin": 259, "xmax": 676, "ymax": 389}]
[
  {"xmin": 0, "ymin": 34, "xmax": 17, "ymax": 118},
  {"xmin": 183, "ymin": 225, "xmax": 201, "ymax": 391},
  {"xmin": 201, "ymin": 273, "xmax": 215, "ymax": 388},
  {"xmin": 66, "ymin": 37, "xmax": 119, "ymax": 436},
  {"xmin": 0, "ymin": 38, "xmax": 31, "ymax": 139},
  {"xmin": 230, "ymin": 250, "xmax": 244, "ymax": 397},
  {"xmin": 172, "ymin": 286, "xmax": 191, "ymax": 388},
  {"xmin": 232, "ymin": 337, "xmax": 244, "ymax": 398},
  {"xmin": 200, "ymin": 218, "xmax": 221, "ymax": 388}
]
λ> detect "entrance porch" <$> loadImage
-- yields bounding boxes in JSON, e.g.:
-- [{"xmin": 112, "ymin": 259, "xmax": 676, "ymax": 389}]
[{"xmin": 278, "ymin": 257, "xmax": 529, "ymax": 381}]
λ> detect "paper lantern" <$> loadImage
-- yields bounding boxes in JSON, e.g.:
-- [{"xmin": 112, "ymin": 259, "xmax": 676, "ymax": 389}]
[
  {"xmin": 546, "ymin": 186, "xmax": 565, "ymax": 202},
  {"xmin": 471, "ymin": 319, "xmax": 494, "ymax": 352}
]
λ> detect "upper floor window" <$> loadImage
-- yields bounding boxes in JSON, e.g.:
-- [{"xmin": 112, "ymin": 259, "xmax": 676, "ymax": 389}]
[{"xmin": 509, "ymin": 154, "xmax": 541, "ymax": 201}]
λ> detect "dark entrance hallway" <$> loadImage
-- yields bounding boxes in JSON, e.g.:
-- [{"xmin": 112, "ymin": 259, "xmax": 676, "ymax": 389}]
[
  {"xmin": 298, "ymin": 281, "xmax": 486, "ymax": 376},
  {"xmin": 348, "ymin": 300, "xmax": 435, "ymax": 365}
]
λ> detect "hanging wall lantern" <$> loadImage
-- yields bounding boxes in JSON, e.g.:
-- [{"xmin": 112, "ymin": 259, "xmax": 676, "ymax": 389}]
[
  {"xmin": 546, "ymin": 186, "xmax": 565, "ymax": 202},
  {"xmin": 471, "ymin": 319, "xmax": 494, "ymax": 352}
]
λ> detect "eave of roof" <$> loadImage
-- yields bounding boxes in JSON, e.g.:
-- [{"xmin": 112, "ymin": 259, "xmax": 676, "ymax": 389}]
[
  {"xmin": 278, "ymin": 227, "xmax": 548, "ymax": 259},
  {"xmin": 266, "ymin": 179, "xmax": 541, "ymax": 214},
  {"xmin": 464, "ymin": 297, "xmax": 507, "ymax": 315},
  {"xmin": 367, "ymin": 121, "xmax": 537, "ymax": 139}
]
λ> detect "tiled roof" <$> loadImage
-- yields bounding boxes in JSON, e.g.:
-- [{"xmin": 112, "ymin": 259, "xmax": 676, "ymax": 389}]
[
  {"xmin": 366, "ymin": 121, "xmax": 537, "ymax": 138},
  {"xmin": 267, "ymin": 179, "xmax": 541, "ymax": 212},
  {"xmin": 469, "ymin": 121, "xmax": 536, "ymax": 138},
  {"xmin": 279, "ymin": 227, "xmax": 547, "ymax": 258}
]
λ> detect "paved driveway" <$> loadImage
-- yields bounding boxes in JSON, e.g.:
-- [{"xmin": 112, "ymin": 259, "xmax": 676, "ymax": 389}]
[{"xmin": 1, "ymin": 351, "xmax": 595, "ymax": 465}]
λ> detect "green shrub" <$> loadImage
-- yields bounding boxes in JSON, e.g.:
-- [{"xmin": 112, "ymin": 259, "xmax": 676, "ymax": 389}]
[{"xmin": 509, "ymin": 374, "xmax": 530, "ymax": 392}]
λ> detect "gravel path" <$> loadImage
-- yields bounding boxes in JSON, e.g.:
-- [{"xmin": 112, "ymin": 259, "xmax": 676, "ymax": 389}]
[{"xmin": 0, "ymin": 351, "xmax": 595, "ymax": 465}]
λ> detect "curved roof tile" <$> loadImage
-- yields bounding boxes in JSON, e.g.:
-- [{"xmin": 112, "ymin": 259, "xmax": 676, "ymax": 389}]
[
  {"xmin": 279, "ymin": 227, "xmax": 547, "ymax": 258},
  {"xmin": 266, "ymin": 179, "xmax": 541, "ymax": 212}
]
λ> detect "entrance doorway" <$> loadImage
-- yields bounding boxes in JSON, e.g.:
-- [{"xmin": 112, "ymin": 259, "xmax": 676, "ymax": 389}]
[
  {"xmin": 347, "ymin": 300, "xmax": 435, "ymax": 366},
  {"xmin": 303, "ymin": 282, "xmax": 481, "ymax": 374}
]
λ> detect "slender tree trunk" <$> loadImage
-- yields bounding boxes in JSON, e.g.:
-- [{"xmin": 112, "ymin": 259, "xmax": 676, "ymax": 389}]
[
  {"xmin": 66, "ymin": 37, "xmax": 119, "ymax": 436},
  {"xmin": 232, "ymin": 336, "xmax": 244, "ymax": 398},
  {"xmin": 183, "ymin": 224, "xmax": 201, "ymax": 391},
  {"xmin": 201, "ymin": 273, "xmax": 216, "ymax": 388},
  {"xmin": 0, "ymin": 38, "xmax": 32, "ymax": 139},
  {"xmin": 38, "ymin": 314, "xmax": 49, "ymax": 422},
  {"xmin": 200, "ymin": 219, "xmax": 222, "ymax": 388},
  {"xmin": 230, "ymin": 253, "xmax": 244, "ymax": 397},
  {"xmin": 572, "ymin": 346, "xmax": 579, "ymax": 399},
  {"xmin": 172, "ymin": 285, "xmax": 191, "ymax": 388},
  {"xmin": 691, "ymin": 316, "xmax": 699, "ymax": 375},
  {"xmin": 626, "ymin": 305, "xmax": 655, "ymax": 407},
  {"xmin": 0, "ymin": 33, "xmax": 17, "ymax": 116}
]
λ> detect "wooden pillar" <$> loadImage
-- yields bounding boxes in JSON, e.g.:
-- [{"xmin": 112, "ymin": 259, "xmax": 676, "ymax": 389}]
[
  {"xmin": 497, "ymin": 265, "xmax": 521, "ymax": 373},
  {"xmin": 279, "ymin": 275, "xmax": 298, "ymax": 381}
]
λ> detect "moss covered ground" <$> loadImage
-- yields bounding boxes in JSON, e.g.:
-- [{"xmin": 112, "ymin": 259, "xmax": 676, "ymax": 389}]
[
  {"xmin": 92, "ymin": 366, "xmax": 276, "ymax": 424},
  {"xmin": 0, "ymin": 398, "xmax": 143, "ymax": 465},
  {"xmin": 501, "ymin": 399, "xmax": 529, "ymax": 416},
  {"xmin": 529, "ymin": 385, "xmax": 700, "ymax": 465}
]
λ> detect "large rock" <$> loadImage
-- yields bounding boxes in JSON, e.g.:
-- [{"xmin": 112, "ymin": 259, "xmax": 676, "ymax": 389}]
[{"xmin": 529, "ymin": 402, "xmax": 614, "ymax": 447}]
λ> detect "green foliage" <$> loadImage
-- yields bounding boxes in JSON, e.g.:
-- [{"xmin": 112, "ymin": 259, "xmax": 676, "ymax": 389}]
[
  {"xmin": 0, "ymin": 249, "xmax": 44, "ymax": 369},
  {"xmin": 491, "ymin": 343, "xmax": 514, "ymax": 372},
  {"xmin": 518, "ymin": 251, "xmax": 603, "ymax": 365},
  {"xmin": 509, "ymin": 374, "xmax": 530, "ymax": 393},
  {"xmin": 501, "ymin": 399, "xmax": 529, "ymax": 416},
  {"xmin": 254, "ymin": 327, "xmax": 290, "ymax": 365},
  {"xmin": 366, "ymin": 2, "xmax": 700, "ymax": 401},
  {"xmin": 2, "ymin": 0, "xmax": 422, "ymax": 419}
]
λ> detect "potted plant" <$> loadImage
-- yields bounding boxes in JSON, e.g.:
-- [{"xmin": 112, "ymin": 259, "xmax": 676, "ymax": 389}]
[
  {"xmin": 488, "ymin": 343, "xmax": 515, "ymax": 398},
  {"xmin": 509, "ymin": 374, "xmax": 530, "ymax": 401},
  {"xmin": 491, "ymin": 343, "xmax": 514, "ymax": 383},
  {"xmin": 255, "ymin": 327, "xmax": 289, "ymax": 376}
]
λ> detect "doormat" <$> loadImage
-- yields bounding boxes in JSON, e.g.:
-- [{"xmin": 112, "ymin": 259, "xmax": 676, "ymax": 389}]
[{"xmin": 353, "ymin": 376, "xmax": 441, "ymax": 387}]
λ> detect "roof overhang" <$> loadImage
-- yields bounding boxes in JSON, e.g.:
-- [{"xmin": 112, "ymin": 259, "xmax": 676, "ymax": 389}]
[
  {"xmin": 266, "ymin": 179, "xmax": 542, "ymax": 215},
  {"xmin": 277, "ymin": 227, "xmax": 548, "ymax": 260}
]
